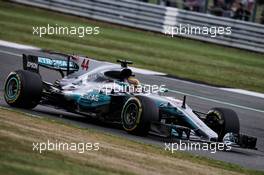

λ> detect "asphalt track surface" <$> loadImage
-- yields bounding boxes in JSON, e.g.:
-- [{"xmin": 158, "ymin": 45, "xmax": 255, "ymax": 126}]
[{"xmin": 0, "ymin": 45, "xmax": 264, "ymax": 171}]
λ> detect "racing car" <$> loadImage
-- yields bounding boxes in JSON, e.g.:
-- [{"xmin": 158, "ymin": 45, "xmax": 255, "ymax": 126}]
[{"xmin": 4, "ymin": 52, "xmax": 257, "ymax": 149}]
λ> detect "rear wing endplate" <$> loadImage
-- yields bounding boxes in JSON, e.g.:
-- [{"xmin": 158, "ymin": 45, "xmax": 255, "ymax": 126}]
[{"xmin": 23, "ymin": 54, "xmax": 79, "ymax": 77}]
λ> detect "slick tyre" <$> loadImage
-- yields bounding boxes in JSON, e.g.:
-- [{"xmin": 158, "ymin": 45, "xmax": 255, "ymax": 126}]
[
  {"xmin": 4, "ymin": 70, "xmax": 42, "ymax": 109},
  {"xmin": 205, "ymin": 107, "xmax": 240, "ymax": 141},
  {"xmin": 121, "ymin": 96, "xmax": 158, "ymax": 136}
]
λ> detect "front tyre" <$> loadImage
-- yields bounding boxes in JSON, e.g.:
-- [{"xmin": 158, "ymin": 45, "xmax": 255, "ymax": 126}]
[
  {"xmin": 121, "ymin": 96, "xmax": 159, "ymax": 136},
  {"xmin": 4, "ymin": 70, "xmax": 42, "ymax": 109},
  {"xmin": 205, "ymin": 107, "xmax": 240, "ymax": 141},
  {"xmin": 121, "ymin": 97, "xmax": 145, "ymax": 135}
]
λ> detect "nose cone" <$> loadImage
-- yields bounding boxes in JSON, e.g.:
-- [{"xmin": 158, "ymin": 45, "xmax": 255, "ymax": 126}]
[
  {"xmin": 179, "ymin": 106, "xmax": 219, "ymax": 141},
  {"xmin": 196, "ymin": 127, "xmax": 218, "ymax": 141}
]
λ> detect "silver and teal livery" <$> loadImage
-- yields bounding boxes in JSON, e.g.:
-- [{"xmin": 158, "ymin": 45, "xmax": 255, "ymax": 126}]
[{"xmin": 3, "ymin": 52, "xmax": 257, "ymax": 149}]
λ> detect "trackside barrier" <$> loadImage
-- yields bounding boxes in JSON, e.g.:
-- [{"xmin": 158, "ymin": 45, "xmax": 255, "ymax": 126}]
[{"xmin": 11, "ymin": 0, "xmax": 264, "ymax": 53}]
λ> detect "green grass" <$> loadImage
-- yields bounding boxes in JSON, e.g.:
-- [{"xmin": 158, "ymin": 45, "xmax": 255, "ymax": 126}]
[
  {"xmin": 1, "ymin": 107, "xmax": 264, "ymax": 175},
  {"xmin": 0, "ymin": 1, "xmax": 263, "ymax": 92}
]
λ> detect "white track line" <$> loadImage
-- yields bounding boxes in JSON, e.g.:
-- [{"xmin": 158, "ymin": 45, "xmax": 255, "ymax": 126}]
[
  {"xmin": 0, "ymin": 40, "xmax": 40, "ymax": 50},
  {"xmin": 0, "ymin": 50, "xmax": 21, "ymax": 57},
  {"xmin": 221, "ymin": 88, "xmax": 264, "ymax": 99},
  {"xmin": 130, "ymin": 67, "xmax": 166, "ymax": 76},
  {"xmin": 168, "ymin": 89, "xmax": 264, "ymax": 114},
  {"xmin": 162, "ymin": 76, "xmax": 264, "ymax": 99}
]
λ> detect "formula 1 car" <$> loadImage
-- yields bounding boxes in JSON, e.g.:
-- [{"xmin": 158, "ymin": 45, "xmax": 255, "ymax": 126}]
[{"xmin": 4, "ymin": 52, "xmax": 257, "ymax": 149}]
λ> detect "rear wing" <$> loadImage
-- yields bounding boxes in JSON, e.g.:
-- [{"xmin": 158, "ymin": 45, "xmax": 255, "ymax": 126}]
[{"xmin": 22, "ymin": 54, "xmax": 79, "ymax": 77}]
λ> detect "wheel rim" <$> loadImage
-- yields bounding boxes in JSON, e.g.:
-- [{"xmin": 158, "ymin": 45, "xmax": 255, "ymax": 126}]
[
  {"xmin": 205, "ymin": 113, "xmax": 224, "ymax": 138},
  {"xmin": 123, "ymin": 103, "xmax": 139, "ymax": 128},
  {"xmin": 5, "ymin": 77, "xmax": 19, "ymax": 100}
]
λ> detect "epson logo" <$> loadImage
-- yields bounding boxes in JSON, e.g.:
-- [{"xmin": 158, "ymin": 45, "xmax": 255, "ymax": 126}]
[{"xmin": 27, "ymin": 62, "xmax": 38, "ymax": 69}]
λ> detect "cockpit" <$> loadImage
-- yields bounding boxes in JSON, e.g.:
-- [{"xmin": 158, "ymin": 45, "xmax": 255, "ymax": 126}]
[
  {"xmin": 59, "ymin": 59, "xmax": 140, "ymax": 88},
  {"xmin": 101, "ymin": 60, "xmax": 140, "ymax": 87},
  {"xmin": 104, "ymin": 68, "xmax": 133, "ymax": 81}
]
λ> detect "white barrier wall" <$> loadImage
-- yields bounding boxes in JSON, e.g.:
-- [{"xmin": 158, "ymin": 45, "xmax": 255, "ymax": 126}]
[{"xmin": 11, "ymin": 0, "xmax": 264, "ymax": 53}]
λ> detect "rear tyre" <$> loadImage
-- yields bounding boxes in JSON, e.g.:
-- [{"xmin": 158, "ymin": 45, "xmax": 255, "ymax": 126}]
[
  {"xmin": 121, "ymin": 96, "xmax": 158, "ymax": 136},
  {"xmin": 4, "ymin": 70, "xmax": 42, "ymax": 109},
  {"xmin": 205, "ymin": 107, "xmax": 240, "ymax": 141}
]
